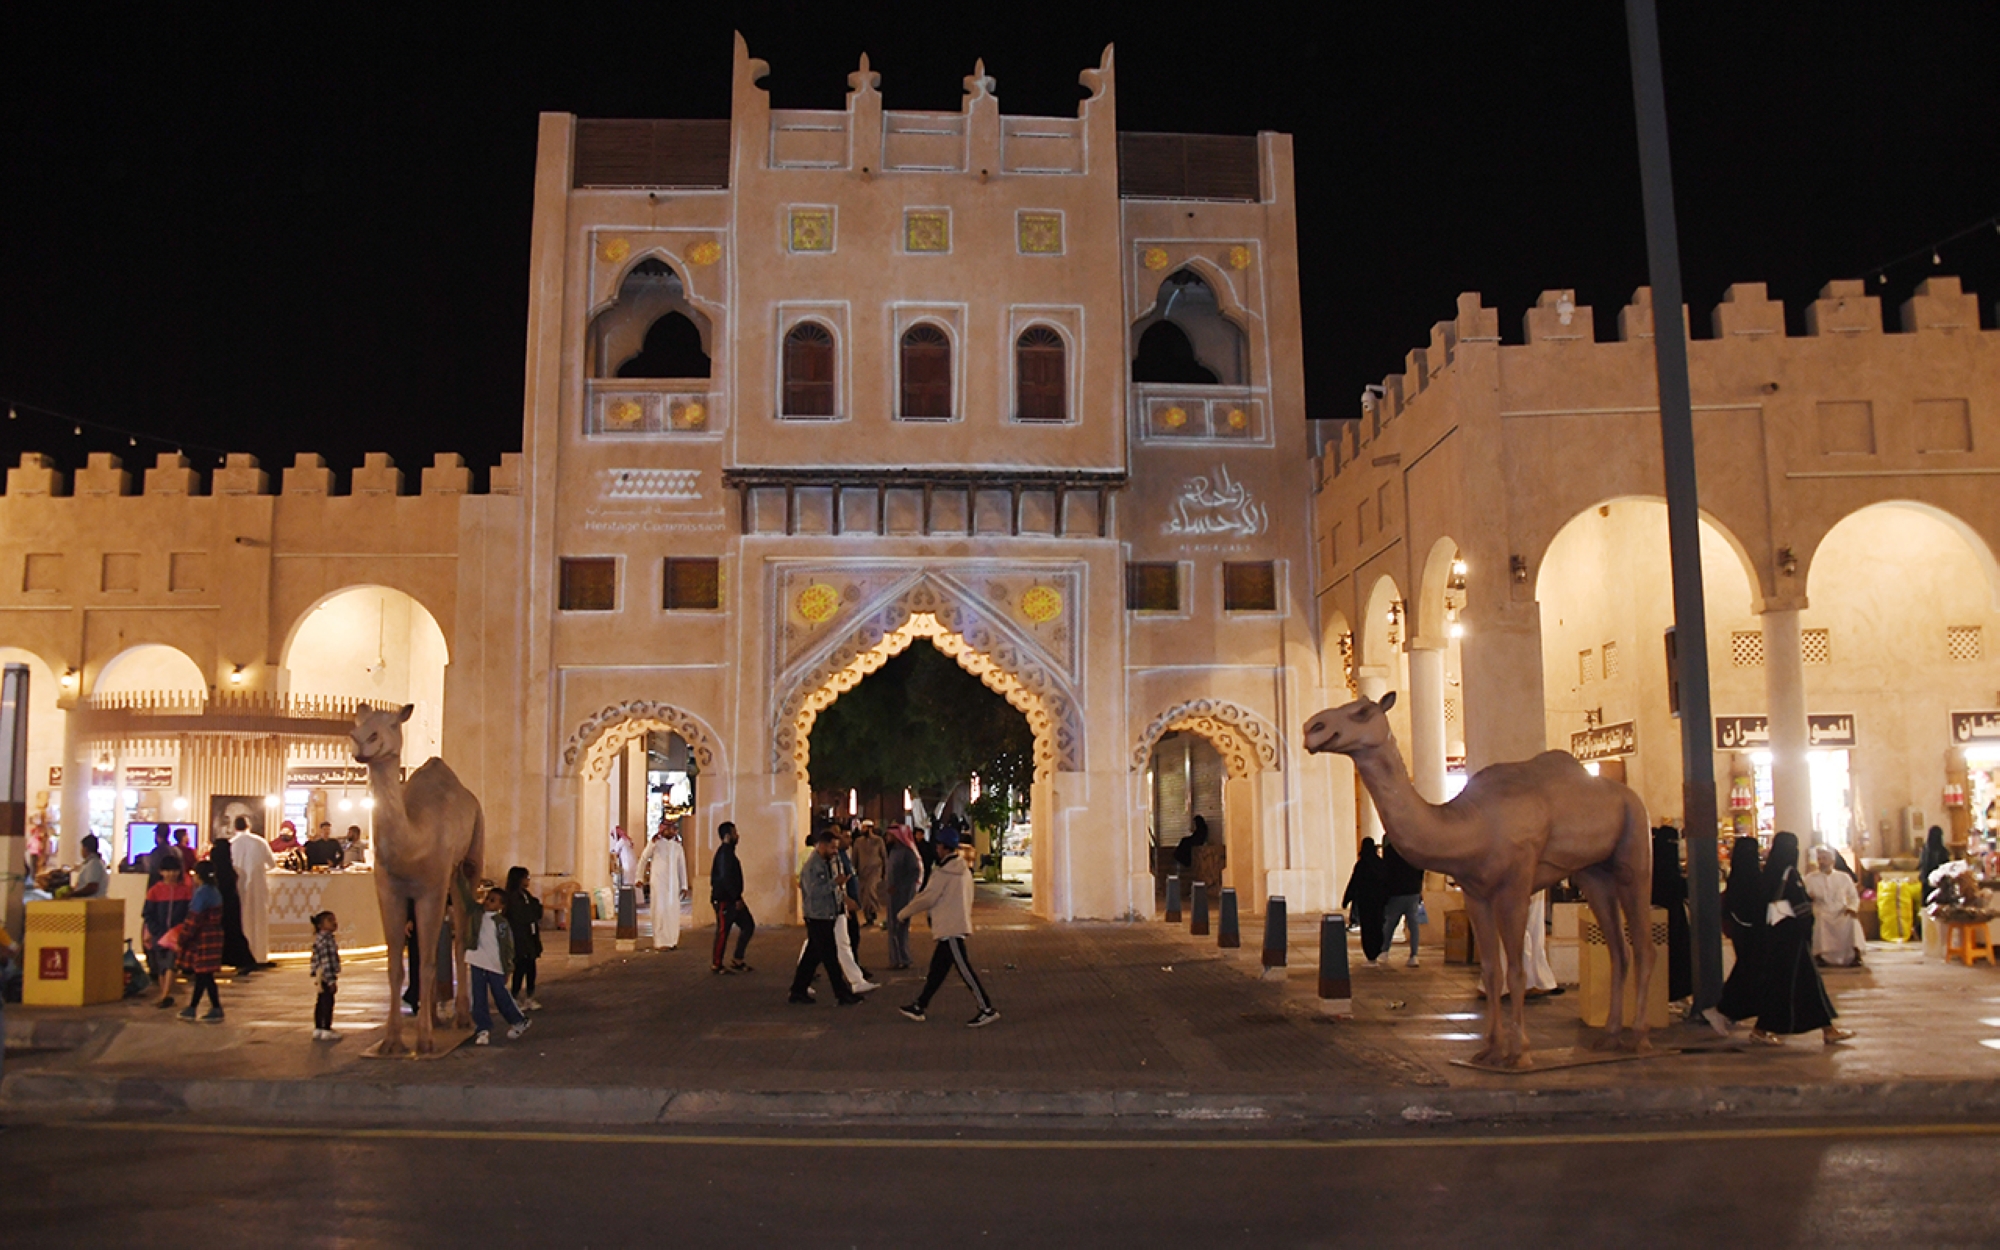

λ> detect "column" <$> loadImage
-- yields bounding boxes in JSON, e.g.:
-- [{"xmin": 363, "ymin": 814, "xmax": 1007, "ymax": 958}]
[
  {"xmin": 1459, "ymin": 599, "xmax": 1547, "ymax": 772},
  {"xmin": 1762, "ymin": 606, "xmax": 1812, "ymax": 837},
  {"xmin": 1407, "ymin": 645, "xmax": 1448, "ymax": 803}
]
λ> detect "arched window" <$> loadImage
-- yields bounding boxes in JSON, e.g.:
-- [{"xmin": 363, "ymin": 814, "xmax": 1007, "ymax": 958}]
[
  {"xmin": 899, "ymin": 324, "xmax": 952, "ymax": 420},
  {"xmin": 617, "ymin": 311, "xmax": 711, "ymax": 379},
  {"xmin": 1015, "ymin": 326, "xmax": 1066, "ymax": 422},
  {"xmin": 1131, "ymin": 269, "xmax": 1245, "ymax": 385},
  {"xmin": 782, "ymin": 322, "xmax": 836, "ymax": 417}
]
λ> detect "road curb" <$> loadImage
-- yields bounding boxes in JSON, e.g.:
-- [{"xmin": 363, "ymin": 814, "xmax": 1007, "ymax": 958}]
[{"xmin": 7, "ymin": 1070, "xmax": 2000, "ymax": 1131}]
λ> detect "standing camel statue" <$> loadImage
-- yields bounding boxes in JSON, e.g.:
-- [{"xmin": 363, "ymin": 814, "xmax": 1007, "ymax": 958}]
[
  {"xmin": 1304, "ymin": 693, "xmax": 1655, "ymax": 1068},
  {"xmin": 352, "ymin": 704, "xmax": 484, "ymax": 1056}
]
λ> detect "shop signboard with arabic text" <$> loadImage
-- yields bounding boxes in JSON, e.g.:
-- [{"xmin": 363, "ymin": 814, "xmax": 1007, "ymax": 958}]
[
  {"xmin": 1570, "ymin": 722, "xmax": 1637, "ymax": 761},
  {"xmin": 284, "ymin": 764, "xmax": 373, "ymax": 788},
  {"xmin": 1950, "ymin": 711, "xmax": 2000, "ymax": 745},
  {"xmin": 1714, "ymin": 714, "xmax": 1857, "ymax": 750}
]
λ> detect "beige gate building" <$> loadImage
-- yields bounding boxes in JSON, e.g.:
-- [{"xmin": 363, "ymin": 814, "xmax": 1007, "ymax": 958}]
[{"xmin": 1, "ymin": 39, "xmax": 1349, "ymax": 926}]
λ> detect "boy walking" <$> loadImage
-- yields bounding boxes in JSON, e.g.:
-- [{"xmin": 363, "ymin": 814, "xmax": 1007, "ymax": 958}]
[
  {"xmin": 468, "ymin": 887, "xmax": 531, "ymax": 1045},
  {"xmin": 897, "ymin": 826, "xmax": 998, "ymax": 1028}
]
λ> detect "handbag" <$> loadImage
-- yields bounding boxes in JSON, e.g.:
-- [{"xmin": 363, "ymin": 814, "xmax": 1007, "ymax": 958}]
[
  {"xmin": 1415, "ymin": 899, "xmax": 1430, "ymax": 926},
  {"xmin": 158, "ymin": 922, "xmax": 183, "ymax": 952}
]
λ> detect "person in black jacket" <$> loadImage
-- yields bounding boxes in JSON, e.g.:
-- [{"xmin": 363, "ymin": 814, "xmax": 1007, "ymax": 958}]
[
  {"xmin": 1342, "ymin": 837, "xmax": 1390, "ymax": 966},
  {"xmin": 710, "ymin": 821, "xmax": 755, "ymax": 974},
  {"xmin": 503, "ymin": 866, "xmax": 544, "ymax": 1010},
  {"xmin": 1650, "ymin": 825, "xmax": 1692, "ymax": 1002},
  {"xmin": 1380, "ymin": 841, "xmax": 1427, "ymax": 967},
  {"xmin": 1705, "ymin": 835, "xmax": 1765, "ymax": 1032}
]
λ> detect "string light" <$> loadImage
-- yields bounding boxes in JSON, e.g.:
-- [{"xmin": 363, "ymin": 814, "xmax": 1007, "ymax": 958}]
[
  {"xmin": 0, "ymin": 394, "xmax": 229, "ymax": 457},
  {"xmin": 1859, "ymin": 208, "xmax": 2000, "ymax": 288}
]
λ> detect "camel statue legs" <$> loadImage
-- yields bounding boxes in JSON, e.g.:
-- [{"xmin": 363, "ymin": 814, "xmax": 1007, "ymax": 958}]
[
  {"xmin": 1466, "ymin": 884, "xmax": 1535, "ymax": 1067},
  {"xmin": 1573, "ymin": 807, "xmax": 1657, "ymax": 1052}
]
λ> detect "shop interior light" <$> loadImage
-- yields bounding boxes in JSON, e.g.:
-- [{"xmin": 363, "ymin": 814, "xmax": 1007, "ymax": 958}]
[
  {"xmin": 1964, "ymin": 746, "xmax": 2000, "ymax": 764},
  {"xmin": 339, "ymin": 798, "xmax": 353, "ymax": 812},
  {"xmin": 173, "ymin": 796, "xmax": 189, "ymax": 812},
  {"xmin": 1750, "ymin": 750, "xmax": 1773, "ymax": 767},
  {"xmin": 361, "ymin": 795, "xmax": 375, "ymax": 809},
  {"xmin": 123, "ymin": 789, "xmax": 139, "ymax": 806},
  {"xmin": 264, "ymin": 793, "xmax": 281, "ymax": 807},
  {"xmin": 848, "ymin": 788, "xmax": 857, "ymax": 816},
  {"xmin": 1449, "ymin": 621, "xmax": 1466, "ymax": 639},
  {"xmin": 1452, "ymin": 559, "xmax": 1468, "ymax": 577}
]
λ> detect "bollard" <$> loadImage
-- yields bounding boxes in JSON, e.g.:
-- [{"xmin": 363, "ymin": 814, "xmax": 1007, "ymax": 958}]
[
  {"xmin": 1190, "ymin": 882, "xmax": 1209, "ymax": 936},
  {"xmin": 569, "ymin": 892, "xmax": 594, "ymax": 955},
  {"xmin": 1218, "ymin": 888, "xmax": 1241, "ymax": 948},
  {"xmin": 1261, "ymin": 896, "xmax": 1289, "ymax": 980},
  {"xmin": 1164, "ymin": 876, "xmax": 1182, "ymax": 923},
  {"xmin": 1318, "ymin": 913, "xmax": 1353, "ymax": 1017},
  {"xmin": 615, "ymin": 886, "xmax": 638, "ymax": 950}
]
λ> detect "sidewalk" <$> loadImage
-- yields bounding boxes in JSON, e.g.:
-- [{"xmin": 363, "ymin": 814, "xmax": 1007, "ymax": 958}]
[{"xmin": 5, "ymin": 886, "xmax": 1997, "ymax": 1130}]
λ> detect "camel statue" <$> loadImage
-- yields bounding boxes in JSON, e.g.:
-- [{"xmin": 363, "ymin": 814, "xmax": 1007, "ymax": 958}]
[
  {"xmin": 1304, "ymin": 693, "xmax": 1655, "ymax": 1068},
  {"xmin": 352, "ymin": 704, "xmax": 484, "ymax": 1056}
]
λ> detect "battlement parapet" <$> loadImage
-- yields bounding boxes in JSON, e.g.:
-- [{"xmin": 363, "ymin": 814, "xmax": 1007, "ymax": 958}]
[
  {"xmin": 1328, "ymin": 275, "xmax": 1995, "ymax": 481},
  {"xmin": 1, "ymin": 450, "xmax": 522, "ymax": 500}
]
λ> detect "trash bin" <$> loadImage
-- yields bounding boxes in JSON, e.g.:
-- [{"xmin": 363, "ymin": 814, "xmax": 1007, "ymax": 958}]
[
  {"xmin": 24, "ymin": 899, "xmax": 126, "ymax": 1007},
  {"xmin": 1578, "ymin": 905, "xmax": 1669, "ymax": 1030}
]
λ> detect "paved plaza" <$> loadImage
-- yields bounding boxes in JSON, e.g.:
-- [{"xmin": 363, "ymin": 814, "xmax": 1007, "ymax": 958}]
[{"xmin": 5, "ymin": 886, "xmax": 1998, "ymax": 1128}]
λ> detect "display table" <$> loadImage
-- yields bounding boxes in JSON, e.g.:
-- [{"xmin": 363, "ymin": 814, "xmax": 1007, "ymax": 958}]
[
  {"xmin": 24, "ymin": 899, "xmax": 126, "ymax": 1006},
  {"xmin": 267, "ymin": 870, "xmax": 384, "ymax": 953}
]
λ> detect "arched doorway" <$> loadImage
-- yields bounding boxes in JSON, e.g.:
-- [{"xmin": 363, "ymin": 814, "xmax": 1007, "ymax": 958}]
[
  {"xmin": 0, "ymin": 648, "xmax": 66, "ymax": 869},
  {"xmin": 1132, "ymin": 699, "xmax": 1284, "ymax": 908},
  {"xmin": 782, "ymin": 610, "xmax": 1075, "ymax": 917},
  {"xmin": 280, "ymin": 586, "xmax": 448, "ymax": 853},
  {"xmin": 1805, "ymin": 502, "xmax": 2000, "ymax": 853},
  {"xmin": 1535, "ymin": 499, "xmax": 1760, "ymax": 830},
  {"xmin": 81, "ymin": 644, "xmax": 208, "ymax": 860}
]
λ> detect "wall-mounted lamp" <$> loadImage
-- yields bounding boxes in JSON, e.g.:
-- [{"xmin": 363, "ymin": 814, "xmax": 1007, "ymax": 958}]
[
  {"xmin": 1776, "ymin": 545, "xmax": 1798, "ymax": 577},
  {"xmin": 1583, "ymin": 708, "xmax": 1604, "ymax": 727},
  {"xmin": 60, "ymin": 667, "xmax": 78, "ymax": 691},
  {"xmin": 1510, "ymin": 555, "xmax": 1529, "ymax": 584},
  {"xmin": 228, "ymin": 664, "xmax": 247, "ymax": 685},
  {"xmin": 1449, "ymin": 621, "xmax": 1467, "ymax": 640}
]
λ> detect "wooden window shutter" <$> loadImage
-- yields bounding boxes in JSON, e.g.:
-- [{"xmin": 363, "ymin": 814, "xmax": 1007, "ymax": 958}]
[
  {"xmin": 900, "ymin": 324, "xmax": 952, "ymax": 419},
  {"xmin": 559, "ymin": 558, "xmax": 617, "ymax": 611},
  {"xmin": 1126, "ymin": 562, "xmax": 1180, "ymax": 611},
  {"xmin": 664, "ymin": 557, "xmax": 721, "ymax": 610},
  {"xmin": 1015, "ymin": 326, "xmax": 1066, "ymax": 421},
  {"xmin": 1223, "ymin": 562, "xmax": 1278, "ymax": 611},
  {"xmin": 783, "ymin": 322, "xmax": 836, "ymax": 417}
]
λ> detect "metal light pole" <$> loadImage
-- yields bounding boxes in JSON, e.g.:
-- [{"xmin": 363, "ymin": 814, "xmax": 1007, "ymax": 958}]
[{"xmin": 1626, "ymin": 0, "xmax": 1725, "ymax": 1011}]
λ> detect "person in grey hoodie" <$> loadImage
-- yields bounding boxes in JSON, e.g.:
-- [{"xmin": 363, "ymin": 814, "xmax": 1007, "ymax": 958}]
[
  {"xmin": 896, "ymin": 825, "xmax": 999, "ymax": 1027},
  {"xmin": 789, "ymin": 830, "xmax": 862, "ymax": 1006}
]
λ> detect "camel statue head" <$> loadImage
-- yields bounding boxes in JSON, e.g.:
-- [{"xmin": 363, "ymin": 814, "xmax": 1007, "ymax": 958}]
[
  {"xmin": 1302, "ymin": 692, "xmax": 1398, "ymax": 756},
  {"xmin": 352, "ymin": 703, "xmax": 415, "ymax": 764}
]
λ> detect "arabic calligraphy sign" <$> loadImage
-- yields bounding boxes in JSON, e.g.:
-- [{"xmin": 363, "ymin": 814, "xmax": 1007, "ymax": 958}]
[
  {"xmin": 1571, "ymin": 721, "xmax": 1636, "ymax": 761},
  {"xmin": 284, "ymin": 764, "xmax": 372, "ymax": 788},
  {"xmin": 1162, "ymin": 464, "xmax": 1268, "ymax": 540},
  {"xmin": 1714, "ymin": 714, "xmax": 1858, "ymax": 750},
  {"xmin": 1950, "ymin": 710, "xmax": 2000, "ymax": 745}
]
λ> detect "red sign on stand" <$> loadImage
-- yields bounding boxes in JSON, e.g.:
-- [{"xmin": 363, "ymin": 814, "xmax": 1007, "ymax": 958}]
[{"xmin": 39, "ymin": 946, "xmax": 70, "ymax": 981}]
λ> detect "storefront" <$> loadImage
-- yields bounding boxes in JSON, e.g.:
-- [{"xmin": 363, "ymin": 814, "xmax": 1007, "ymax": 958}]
[
  {"xmin": 1571, "ymin": 720, "xmax": 1637, "ymax": 785},
  {"xmin": 1717, "ymin": 713, "xmax": 1862, "ymax": 849},
  {"xmin": 1950, "ymin": 710, "xmax": 2000, "ymax": 849}
]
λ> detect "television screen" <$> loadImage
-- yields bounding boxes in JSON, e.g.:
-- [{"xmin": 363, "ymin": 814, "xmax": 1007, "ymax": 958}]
[{"xmin": 122, "ymin": 821, "xmax": 200, "ymax": 873}]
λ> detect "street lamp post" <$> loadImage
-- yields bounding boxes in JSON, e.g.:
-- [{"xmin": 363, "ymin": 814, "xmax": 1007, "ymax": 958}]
[{"xmin": 1625, "ymin": 0, "xmax": 1725, "ymax": 1011}]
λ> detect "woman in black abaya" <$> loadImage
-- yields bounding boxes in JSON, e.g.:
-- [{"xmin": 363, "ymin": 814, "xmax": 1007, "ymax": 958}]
[
  {"xmin": 211, "ymin": 836, "xmax": 255, "ymax": 973},
  {"xmin": 1342, "ymin": 837, "xmax": 1390, "ymax": 965},
  {"xmin": 1704, "ymin": 836, "xmax": 1765, "ymax": 1033},
  {"xmin": 1650, "ymin": 825, "xmax": 1692, "ymax": 1002},
  {"xmin": 1747, "ymin": 830, "xmax": 1853, "ymax": 1045}
]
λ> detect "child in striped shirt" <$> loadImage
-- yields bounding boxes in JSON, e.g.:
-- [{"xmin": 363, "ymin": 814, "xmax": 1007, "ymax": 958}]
[{"xmin": 309, "ymin": 911, "xmax": 342, "ymax": 1042}]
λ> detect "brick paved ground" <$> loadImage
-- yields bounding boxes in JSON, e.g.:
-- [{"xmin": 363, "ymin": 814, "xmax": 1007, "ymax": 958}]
[{"xmin": 7, "ymin": 884, "xmax": 1997, "ymax": 1101}]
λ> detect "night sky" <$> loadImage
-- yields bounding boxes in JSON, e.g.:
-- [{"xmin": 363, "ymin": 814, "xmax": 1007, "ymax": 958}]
[{"xmin": 3, "ymin": 3, "xmax": 1997, "ymax": 486}]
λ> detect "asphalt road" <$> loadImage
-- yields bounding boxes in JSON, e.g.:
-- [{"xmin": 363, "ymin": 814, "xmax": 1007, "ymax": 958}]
[{"xmin": 5, "ymin": 1118, "xmax": 1996, "ymax": 1248}]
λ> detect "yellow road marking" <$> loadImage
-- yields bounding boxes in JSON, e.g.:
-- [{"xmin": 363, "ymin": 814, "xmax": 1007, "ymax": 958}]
[{"xmin": 40, "ymin": 1119, "xmax": 2000, "ymax": 1151}]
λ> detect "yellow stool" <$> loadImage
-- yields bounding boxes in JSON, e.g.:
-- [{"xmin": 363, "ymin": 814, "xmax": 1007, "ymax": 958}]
[{"xmin": 1943, "ymin": 921, "xmax": 1995, "ymax": 967}]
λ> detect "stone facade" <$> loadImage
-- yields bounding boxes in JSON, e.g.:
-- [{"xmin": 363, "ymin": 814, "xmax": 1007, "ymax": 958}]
[{"xmin": 2, "ymin": 39, "xmax": 1341, "ymax": 925}]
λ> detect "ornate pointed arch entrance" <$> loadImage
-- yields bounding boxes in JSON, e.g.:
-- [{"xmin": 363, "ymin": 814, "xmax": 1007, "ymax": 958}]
[
  {"xmin": 772, "ymin": 577, "xmax": 1086, "ymax": 918},
  {"xmin": 560, "ymin": 701, "xmax": 722, "ymax": 894},
  {"xmin": 1132, "ymin": 699, "xmax": 1284, "ymax": 901}
]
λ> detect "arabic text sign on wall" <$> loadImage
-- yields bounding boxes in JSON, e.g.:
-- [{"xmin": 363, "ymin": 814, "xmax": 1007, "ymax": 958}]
[
  {"xmin": 1162, "ymin": 464, "xmax": 1268, "ymax": 540},
  {"xmin": 1571, "ymin": 722, "xmax": 1637, "ymax": 761},
  {"xmin": 1715, "ymin": 714, "xmax": 1858, "ymax": 750},
  {"xmin": 1950, "ymin": 710, "xmax": 2000, "ymax": 744},
  {"xmin": 123, "ymin": 765, "xmax": 175, "ymax": 789},
  {"xmin": 284, "ymin": 764, "xmax": 371, "ymax": 788}
]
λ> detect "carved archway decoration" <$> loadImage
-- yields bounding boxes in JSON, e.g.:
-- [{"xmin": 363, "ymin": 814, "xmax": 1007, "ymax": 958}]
[
  {"xmin": 1132, "ymin": 699, "xmax": 1283, "ymax": 781},
  {"xmin": 561, "ymin": 701, "xmax": 718, "ymax": 781},
  {"xmin": 777, "ymin": 606, "xmax": 1080, "ymax": 784}
]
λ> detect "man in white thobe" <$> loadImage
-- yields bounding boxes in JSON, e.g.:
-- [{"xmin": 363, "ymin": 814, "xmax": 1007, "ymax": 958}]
[
  {"xmin": 1805, "ymin": 846, "xmax": 1863, "ymax": 967},
  {"xmin": 228, "ymin": 828, "xmax": 278, "ymax": 965},
  {"xmin": 639, "ymin": 826, "xmax": 688, "ymax": 949}
]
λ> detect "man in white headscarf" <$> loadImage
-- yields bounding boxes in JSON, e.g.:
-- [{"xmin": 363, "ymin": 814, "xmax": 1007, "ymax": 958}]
[
  {"xmin": 1805, "ymin": 845, "xmax": 1864, "ymax": 967},
  {"xmin": 638, "ymin": 822, "xmax": 689, "ymax": 949},
  {"xmin": 227, "ymin": 823, "xmax": 278, "ymax": 966}
]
